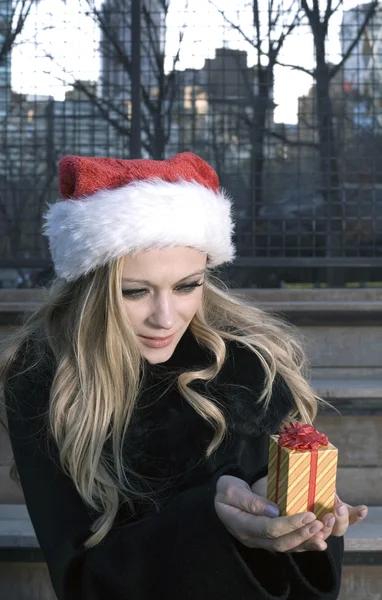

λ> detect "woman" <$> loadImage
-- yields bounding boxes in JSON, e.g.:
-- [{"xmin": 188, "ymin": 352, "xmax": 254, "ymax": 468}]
[{"xmin": 1, "ymin": 152, "xmax": 367, "ymax": 600}]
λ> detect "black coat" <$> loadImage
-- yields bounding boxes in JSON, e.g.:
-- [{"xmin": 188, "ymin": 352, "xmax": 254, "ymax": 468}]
[{"xmin": 4, "ymin": 328, "xmax": 344, "ymax": 600}]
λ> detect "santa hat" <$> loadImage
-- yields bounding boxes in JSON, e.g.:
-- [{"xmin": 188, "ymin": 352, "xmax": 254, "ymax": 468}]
[{"xmin": 43, "ymin": 152, "xmax": 236, "ymax": 282}]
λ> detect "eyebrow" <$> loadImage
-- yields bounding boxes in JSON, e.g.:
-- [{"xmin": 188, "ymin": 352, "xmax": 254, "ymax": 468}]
[{"xmin": 122, "ymin": 270, "xmax": 206, "ymax": 286}]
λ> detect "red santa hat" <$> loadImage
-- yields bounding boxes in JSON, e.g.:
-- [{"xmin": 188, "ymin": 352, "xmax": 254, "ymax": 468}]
[{"xmin": 43, "ymin": 152, "xmax": 236, "ymax": 282}]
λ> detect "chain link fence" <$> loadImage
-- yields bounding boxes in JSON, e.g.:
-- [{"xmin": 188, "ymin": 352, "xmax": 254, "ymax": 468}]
[{"xmin": 0, "ymin": 0, "xmax": 381, "ymax": 288}]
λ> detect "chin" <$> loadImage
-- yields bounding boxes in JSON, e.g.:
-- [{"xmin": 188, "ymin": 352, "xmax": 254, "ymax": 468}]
[
  {"xmin": 138, "ymin": 327, "xmax": 187, "ymax": 364},
  {"xmin": 143, "ymin": 347, "xmax": 175, "ymax": 364},
  {"xmin": 140, "ymin": 339, "xmax": 178, "ymax": 362}
]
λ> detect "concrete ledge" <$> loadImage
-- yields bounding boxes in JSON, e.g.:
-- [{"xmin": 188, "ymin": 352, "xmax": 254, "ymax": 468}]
[
  {"xmin": 343, "ymin": 507, "xmax": 382, "ymax": 552},
  {"xmin": 312, "ymin": 379, "xmax": 382, "ymax": 415},
  {"xmin": 0, "ymin": 504, "xmax": 381, "ymax": 553},
  {"xmin": 2, "ymin": 289, "xmax": 382, "ymax": 302},
  {"xmin": 259, "ymin": 301, "xmax": 382, "ymax": 312},
  {"xmin": 1, "ymin": 288, "xmax": 382, "ymax": 304},
  {"xmin": 0, "ymin": 302, "xmax": 42, "ymax": 313},
  {"xmin": 0, "ymin": 505, "xmax": 39, "ymax": 549},
  {"xmin": 312, "ymin": 379, "xmax": 382, "ymax": 400},
  {"xmin": 2, "ymin": 289, "xmax": 382, "ymax": 316},
  {"xmin": 2, "ymin": 301, "xmax": 382, "ymax": 314}
]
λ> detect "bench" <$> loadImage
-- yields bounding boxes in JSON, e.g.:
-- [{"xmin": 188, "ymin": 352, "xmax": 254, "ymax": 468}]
[{"xmin": 0, "ymin": 504, "xmax": 381, "ymax": 565}]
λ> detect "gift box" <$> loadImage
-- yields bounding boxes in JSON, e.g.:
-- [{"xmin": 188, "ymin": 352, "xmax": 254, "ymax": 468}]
[{"xmin": 267, "ymin": 422, "xmax": 338, "ymax": 519}]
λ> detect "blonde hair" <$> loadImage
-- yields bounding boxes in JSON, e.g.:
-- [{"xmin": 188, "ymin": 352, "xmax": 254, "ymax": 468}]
[{"xmin": 0, "ymin": 257, "xmax": 325, "ymax": 548}]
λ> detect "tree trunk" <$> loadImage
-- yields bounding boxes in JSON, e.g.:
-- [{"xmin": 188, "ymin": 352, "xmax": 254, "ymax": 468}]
[
  {"xmin": 314, "ymin": 37, "xmax": 344, "ymax": 285},
  {"xmin": 249, "ymin": 67, "xmax": 273, "ymax": 261},
  {"xmin": 152, "ymin": 110, "xmax": 165, "ymax": 159},
  {"xmin": 249, "ymin": 68, "xmax": 270, "ymax": 219}
]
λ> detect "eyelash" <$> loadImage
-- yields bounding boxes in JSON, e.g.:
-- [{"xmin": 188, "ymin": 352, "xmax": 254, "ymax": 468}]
[{"xmin": 122, "ymin": 281, "xmax": 204, "ymax": 299}]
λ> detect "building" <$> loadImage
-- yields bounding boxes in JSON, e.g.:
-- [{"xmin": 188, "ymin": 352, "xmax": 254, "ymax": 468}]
[
  {"xmin": 168, "ymin": 47, "xmax": 277, "ymax": 256},
  {"xmin": 170, "ymin": 48, "xmax": 274, "ymax": 159},
  {"xmin": 341, "ymin": 2, "xmax": 382, "ymax": 91},
  {"xmin": 0, "ymin": 0, "xmax": 12, "ymax": 117},
  {"xmin": 100, "ymin": 0, "xmax": 166, "ymax": 101},
  {"xmin": 0, "ymin": 86, "xmax": 129, "ymax": 260},
  {"xmin": 341, "ymin": 3, "xmax": 382, "ymax": 127}
]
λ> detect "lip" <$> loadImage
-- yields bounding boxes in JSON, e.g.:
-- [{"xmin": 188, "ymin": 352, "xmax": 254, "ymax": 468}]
[
  {"xmin": 140, "ymin": 334, "xmax": 175, "ymax": 341},
  {"xmin": 139, "ymin": 333, "xmax": 176, "ymax": 348}
]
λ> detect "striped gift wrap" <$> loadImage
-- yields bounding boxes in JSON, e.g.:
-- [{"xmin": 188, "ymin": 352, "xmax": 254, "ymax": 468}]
[{"xmin": 267, "ymin": 435, "xmax": 338, "ymax": 518}]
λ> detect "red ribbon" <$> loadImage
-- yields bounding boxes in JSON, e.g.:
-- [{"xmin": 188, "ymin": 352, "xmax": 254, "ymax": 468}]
[{"xmin": 275, "ymin": 422, "xmax": 329, "ymax": 512}]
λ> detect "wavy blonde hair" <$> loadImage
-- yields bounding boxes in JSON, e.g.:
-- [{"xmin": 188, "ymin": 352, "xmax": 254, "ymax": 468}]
[{"xmin": 0, "ymin": 256, "xmax": 325, "ymax": 548}]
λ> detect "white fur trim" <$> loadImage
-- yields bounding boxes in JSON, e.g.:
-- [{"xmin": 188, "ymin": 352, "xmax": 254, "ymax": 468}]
[{"xmin": 42, "ymin": 179, "xmax": 236, "ymax": 281}]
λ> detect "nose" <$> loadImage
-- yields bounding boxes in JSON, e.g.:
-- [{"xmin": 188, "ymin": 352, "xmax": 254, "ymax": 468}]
[{"xmin": 148, "ymin": 292, "xmax": 177, "ymax": 331}]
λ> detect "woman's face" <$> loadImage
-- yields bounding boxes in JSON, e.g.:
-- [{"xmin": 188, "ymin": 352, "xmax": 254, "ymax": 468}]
[{"xmin": 121, "ymin": 247, "xmax": 207, "ymax": 364}]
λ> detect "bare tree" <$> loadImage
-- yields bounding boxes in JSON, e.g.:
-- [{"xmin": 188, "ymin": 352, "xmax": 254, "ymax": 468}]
[
  {"xmin": 212, "ymin": 0, "xmax": 379, "ymax": 284},
  {"xmin": 208, "ymin": 0, "xmax": 303, "ymax": 215},
  {"xmin": 0, "ymin": 0, "xmax": 58, "ymax": 273},
  {"xmin": 280, "ymin": 0, "xmax": 378, "ymax": 269},
  {"xmin": 0, "ymin": 98, "xmax": 58, "ymax": 270},
  {"xmin": 0, "ymin": 0, "xmax": 40, "ymax": 64},
  {"xmin": 73, "ymin": 0, "xmax": 187, "ymax": 159}
]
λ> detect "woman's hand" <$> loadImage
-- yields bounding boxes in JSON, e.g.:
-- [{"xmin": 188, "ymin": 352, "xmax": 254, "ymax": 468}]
[
  {"xmin": 303, "ymin": 492, "xmax": 368, "ymax": 550},
  {"xmin": 214, "ymin": 475, "xmax": 369, "ymax": 553},
  {"xmin": 251, "ymin": 476, "xmax": 368, "ymax": 552},
  {"xmin": 215, "ymin": 475, "xmax": 326, "ymax": 553}
]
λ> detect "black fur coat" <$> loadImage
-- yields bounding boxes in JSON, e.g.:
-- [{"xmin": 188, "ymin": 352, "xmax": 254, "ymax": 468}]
[{"xmin": 4, "ymin": 328, "xmax": 344, "ymax": 600}]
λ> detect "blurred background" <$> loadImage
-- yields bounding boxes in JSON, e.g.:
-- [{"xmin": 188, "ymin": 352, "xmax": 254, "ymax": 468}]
[
  {"xmin": 1, "ymin": 0, "xmax": 382, "ymax": 288},
  {"xmin": 1, "ymin": 1, "xmax": 382, "ymax": 599}
]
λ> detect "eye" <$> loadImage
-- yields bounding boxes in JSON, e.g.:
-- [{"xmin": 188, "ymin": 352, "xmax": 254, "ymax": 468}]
[
  {"xmin": 176, "ymin": 281, "xmax": 204, "ymax": 293},
  {"xmin": 121, "ymin": 280, "xmax": 204, "ymax": 299},
  {"xmin": 121, "ymin": 288, "xmax": 148, "ymax": 299}
]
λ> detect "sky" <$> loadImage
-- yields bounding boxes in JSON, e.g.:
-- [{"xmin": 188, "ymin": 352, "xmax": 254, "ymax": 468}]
[{"xmin": 10, "ymin": 0, "xmax": 372, "ymax": 124}]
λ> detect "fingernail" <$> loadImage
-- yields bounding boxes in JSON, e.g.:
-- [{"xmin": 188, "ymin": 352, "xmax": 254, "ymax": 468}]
[
  {"xmin": 264, "ymin": 504, "xmax": 280, "ymax": 518},
  {"xmin": 336, "ymin": 504, "xmax": 347, "ymax": 516},
  {"xmin": 357, "ymin": 508, "xmax": 367, "ymax": 518},
  {"xmin": 309, "ymin": 522, "xmax": 322, "ymax": 534},
  {"xmin": 327, "ymin": 516, "xmax": 335, "ymax": 527}
]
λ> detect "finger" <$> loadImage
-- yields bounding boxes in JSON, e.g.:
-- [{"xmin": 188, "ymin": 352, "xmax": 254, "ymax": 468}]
[
  {"xmin": 255, "ymin": 511, "xmax": 321, "ymax": 540},
  {"xmin": 216, "ymin": 481, "xmax": 279, "ymax": 518},
  {"xmin": 332, "ymin": 503, "xmax": 350, "ymax": 537},
  {"xmin": 347, "ymin": 504, "xmax": 368, "ymax": 525},
  {"xmin": 287, "ymin": 537, "xmax": 328, "ymax": 553},
  {"xmin": 317, "ymin": 512, "xmax": 336, "ymax": 540},
  {"xmin": 253, "ymin": 518, "xmax": 325, "ymax": 552},
  {"xmin": 284, "ymin": 519, "xmax": 333, "ymax": 553},
  {"xmin": 335, "ymin": 492, "xmax": 369, "ymax": 526},
  {"xmin": 233, "ymin": 511, "xmax": 321, "ymax": 547},
  {"xmin": 251, "ymin": 476, "xmax": 267, "ymax": 497}
]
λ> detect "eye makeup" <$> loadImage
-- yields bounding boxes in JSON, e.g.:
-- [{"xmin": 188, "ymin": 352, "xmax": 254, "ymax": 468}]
[{"xmin": 122, "ymin": 280, "xmax": 204, "ymax": 299}]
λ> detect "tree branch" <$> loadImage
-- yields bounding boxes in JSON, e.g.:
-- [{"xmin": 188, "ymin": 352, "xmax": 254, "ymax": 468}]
[
  {"xmin": 324, "ymin": 0, "xmax": 333, "ymax": 28},
  {"xmin": 0, "ymin": 0, "xmax": 35, "ymax": 63},
  {"xmin": 324, "ymin": 0, "xmax": 343, "ymax": 29},
  {"xmin": 266, "ymin": 127, "xmax": 319, "ymax": 148},
  {"xmin": 301, "ymin": 0, "xmax": 324, "ymax": 39},
  {"xmin": 274, "ymin": 60, "xmax": 314, "ymax": 76},
  {"xmin": 207, "ymin": 0, "xmax": 262, "ymax": 52},
  {"xmin": 272, "ymin": 11, "xmax": 301, "ymax": 61},
  {"xmin": 301, "ymin": 0, "xmax": 313, "ymax": 19},
  {"xmin": 88, "ymin": 1, "xmax": 157, "ymax": 114},
  {"xmin": 42, "ymin": 62, "xmax": 133, "ymax": 139}
]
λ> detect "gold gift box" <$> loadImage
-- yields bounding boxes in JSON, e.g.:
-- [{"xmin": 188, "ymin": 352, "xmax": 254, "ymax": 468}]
[{"xmin": 267, "ymin": 434, "xmax": 338, "ymax": 519}]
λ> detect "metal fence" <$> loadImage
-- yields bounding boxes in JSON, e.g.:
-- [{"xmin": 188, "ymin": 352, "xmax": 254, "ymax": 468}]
[{"xmin": 1, "ymin": 0, "xmax": 382, "ymax": 288}]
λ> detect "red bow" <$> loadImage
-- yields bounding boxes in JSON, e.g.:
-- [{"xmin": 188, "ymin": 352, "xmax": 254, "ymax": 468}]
[{"xmin": 278, "ymin": 421, "xmax": 328, "ymax": 450}]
